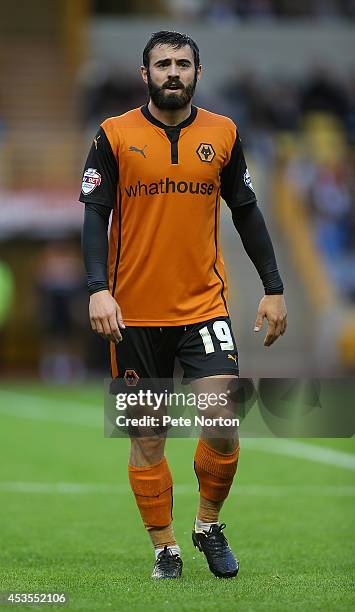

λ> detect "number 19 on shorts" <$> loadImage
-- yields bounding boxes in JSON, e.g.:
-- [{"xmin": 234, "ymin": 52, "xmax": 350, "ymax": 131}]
[{"xmin": 199, "ymin": 320, "xmax": 234, "ymax": 354}]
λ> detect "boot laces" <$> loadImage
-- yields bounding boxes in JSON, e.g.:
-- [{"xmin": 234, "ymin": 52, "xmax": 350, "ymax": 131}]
[
  {"xmin": 156, "ymin": 546, "xmax": 180, "ymax": 570},
  {"xmin": 204, "ymin": 523, "xmax": 229, "ymax": 558}
]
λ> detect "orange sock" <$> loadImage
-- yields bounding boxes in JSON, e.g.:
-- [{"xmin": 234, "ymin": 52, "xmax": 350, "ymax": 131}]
[
  {"xmin": 197, "ymin": 496, "xmax": 223, "ymax": 523},
  {"xmin": 148, "ymin": 524, "xmax": 176, "ymax": 549},
  {"xmin": 194, "ymin": 439, "xmax": 240, "ymax": 511},
  {"xmin": 128, "ymin": 457, "xmax": 173, "ymax": 529}
]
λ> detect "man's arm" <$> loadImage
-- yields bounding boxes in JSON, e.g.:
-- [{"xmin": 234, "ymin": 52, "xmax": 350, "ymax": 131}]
[
  {"xmin": 231, "ymin": 202, "xmax": 283, "ymax": 295},
  {"xmin": 220, "ymin": 127, "xmax": 287, "ymax": 346},
  {"xmin": 231, "ymin": 202, "xmax": 287, "ymax": 346},
  {"xmin": 79, "ymin": 126, "xmax": 125, "ymax": 343},
  {"xmin": 82, "ymin": 202, "xmax": 125, "ymax": 343},
  {"xmin": 82, "ymin": 202, "xmax": 110, "ymax": 295}
]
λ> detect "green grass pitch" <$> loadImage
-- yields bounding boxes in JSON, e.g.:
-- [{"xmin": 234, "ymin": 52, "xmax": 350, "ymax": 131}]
[{"xmin": 0, "ymin": 382, "xmax": 354, "ymax": 611}]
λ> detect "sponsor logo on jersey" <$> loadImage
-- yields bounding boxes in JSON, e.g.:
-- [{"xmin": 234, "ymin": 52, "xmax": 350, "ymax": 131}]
[
  {"xmin": 196, "ymin": 143, "xmax": 216, "ymax": 163},
  {"xmin": 129, "ymin": 144, "xmax": 148, "ymax": 158},
  {"xmin": 124, "ymin": 177, "xmax": 215, "ymax": 198},
  {"xmin": 81, "ymin": 168, "xmax": 101, "ymax": 195},
  {"xmin": 244, "ymin": 168, "xmax": 255, "ymax": 192}
]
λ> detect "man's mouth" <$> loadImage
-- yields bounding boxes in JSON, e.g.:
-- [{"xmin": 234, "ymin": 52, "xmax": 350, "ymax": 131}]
[{"xmin": 164, "ymin": 84, "xmax": 183, "ymax": 90}]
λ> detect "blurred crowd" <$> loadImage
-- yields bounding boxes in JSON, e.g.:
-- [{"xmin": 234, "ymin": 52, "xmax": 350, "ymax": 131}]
[
  {"xmin": 222, "ymin": 67, "xmax": 355, "ymax": 143},
  {"xmin": 94, "ymin": 0, "xmax": 355, "ymax": 19},
  {"xmin": 223, "ymin": 67, "xmax": 355, "ymax": 303},
  {"xmin": 251, "ymin": 70, "xmax": 355, "ymax": 303},
  {"xmin": 224, "ymin": 69, "xmax": 355, "ymax": 305}
]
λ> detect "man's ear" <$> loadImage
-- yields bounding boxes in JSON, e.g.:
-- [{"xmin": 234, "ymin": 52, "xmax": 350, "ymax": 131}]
[
  {"xmin": 196, "ymin": 64, "xmax": 202, "ymax": 82},
  {"xmin": 140, "ymin": 65, "xmax": 148, "ymax": 84}
]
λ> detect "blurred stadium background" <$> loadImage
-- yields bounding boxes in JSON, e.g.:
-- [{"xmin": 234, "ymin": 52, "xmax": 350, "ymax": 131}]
[{"xmin": 1, "ymin": 0, "xmax": 355, "ymax": 380}]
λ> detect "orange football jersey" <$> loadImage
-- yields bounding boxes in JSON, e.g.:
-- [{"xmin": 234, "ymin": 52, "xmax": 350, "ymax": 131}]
[{"xmin": 79, "ymin": 105, "xmax": 256, "ymax": 325}]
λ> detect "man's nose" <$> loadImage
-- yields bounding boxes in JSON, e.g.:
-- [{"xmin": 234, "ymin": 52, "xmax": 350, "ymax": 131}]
[{"xmin": 168, "ymin": 62, "xmax": 179, "ymax": 78}]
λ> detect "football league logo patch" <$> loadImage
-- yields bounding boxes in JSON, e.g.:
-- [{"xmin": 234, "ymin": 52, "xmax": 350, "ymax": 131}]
[
  {"xmin": 196, "ymin": 143, "xmax": 216, "ymax": 163},
  {"xmin": 81, "ymin": 168, "xmax": 101, "ymax": 195},
  {"xmin": 244, "ymin": 168, "xmax": 255, "ymax": 193}
]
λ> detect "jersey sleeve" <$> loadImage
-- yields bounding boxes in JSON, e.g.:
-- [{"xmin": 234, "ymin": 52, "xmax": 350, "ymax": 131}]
[
  {"xmin": 79, "ymin": 126, "xmax": 118, "ymax": 208},
  {"xmin": 220, "ymin": 131, "xmax": 257, "ymax": 210}
]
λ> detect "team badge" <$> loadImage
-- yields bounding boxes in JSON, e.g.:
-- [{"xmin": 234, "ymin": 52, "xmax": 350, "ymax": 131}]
[
  {"xmin": 244, "ymin": 169, "xmax": 255, "ymax": 192},
  {"xmin": 81, "ymin": 168, "xmax": 101, "ymax": 195},
  {"xmin": 124, "ymin": 369, "xmax": 139, "ymax": 386},
  {"xmin": 196, "ymin": 143, "xmax": 215, "ymax": 163}
]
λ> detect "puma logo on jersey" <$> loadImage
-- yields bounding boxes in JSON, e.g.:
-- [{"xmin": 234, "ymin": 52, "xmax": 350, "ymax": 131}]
[
  {"xmin": 228, "ymin": 354, "xmax": 238, "ymax": 365},
  {"xmin": 129, "ymin": 144, "xmax": 148, "ymax": 158},
  {"xmin": 94, "ymin": 135, "xmax": 101, "ymax": 149}
]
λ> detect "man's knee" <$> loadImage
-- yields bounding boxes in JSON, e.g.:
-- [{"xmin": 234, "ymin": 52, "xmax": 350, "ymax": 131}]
[{"xmin": 130, "ymin": 436, "xmax": 166, "ymax": 467}]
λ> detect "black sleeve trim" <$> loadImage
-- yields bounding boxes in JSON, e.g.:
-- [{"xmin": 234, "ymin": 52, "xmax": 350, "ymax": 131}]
[
  {"xmin": 221, "ymin": 133, "xmax": 257, "ymax": 210},
  {"xmin": 79, "ymin": 126, "xmax": 118, "ymax": 209},
  {"xmin": 232, "ymin": 202, "xmax": 284, "ymax": 295},
  {"xmin": 82, "ymin": 202, "xmax": 111, "ymax": 295}
]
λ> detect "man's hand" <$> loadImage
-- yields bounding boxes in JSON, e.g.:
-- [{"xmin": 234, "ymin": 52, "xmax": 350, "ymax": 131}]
[
  {"xmin": 89, "ymin": 290, "xmax": 125, "ymax": 343},
  {"xmin": 254, "ymin": 294, "xmax": 287, "ymax": 347}
]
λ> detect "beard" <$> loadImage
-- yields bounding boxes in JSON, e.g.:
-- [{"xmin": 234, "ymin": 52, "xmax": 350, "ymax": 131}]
[{"xmin": 147, "ymin": 70, "xmax": 197, "ymax": 110}]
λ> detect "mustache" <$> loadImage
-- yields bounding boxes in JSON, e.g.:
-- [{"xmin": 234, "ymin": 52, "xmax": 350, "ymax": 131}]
[{"xmin": 162, "ymin": 80, "xmax": 184, "ymax": 89}]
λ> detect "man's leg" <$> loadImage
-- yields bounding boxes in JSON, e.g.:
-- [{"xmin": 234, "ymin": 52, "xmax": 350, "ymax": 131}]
[
  {"xmin": 192, "ymin": 375, "xmax": 240, "ymax": 530},
  {"xmin": 128, "ymin": 435, "xmax": 179, "ymax": 554},
  {"xmin": 177, "ymin": 317, "xmax": 240, "ymax": 577},
  {"xmin": 194, "ymin": 436, "xmax": 239, "ymax": 526},
  {"xmin": 191, "ymin": 375, "xmax": 240, "ymax": 578},
  {"xmin": 111, "ymin": 326, "xmax": 183, "ymax": 578}
]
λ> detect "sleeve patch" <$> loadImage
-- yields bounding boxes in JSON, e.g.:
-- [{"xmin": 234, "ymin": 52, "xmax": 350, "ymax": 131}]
[
  {"xmin": 243, "ymin": 168, "xmax": 255, "ymax": 193},
  {"xmin": 81, "ymin": 168, "xmax": 102, "ymax": 195}
]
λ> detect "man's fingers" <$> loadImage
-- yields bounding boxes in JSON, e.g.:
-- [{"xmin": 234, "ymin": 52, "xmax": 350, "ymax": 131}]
[
  {"xmin": 91, "ymin": 314, "xmax": 123, "ymax": 343},
  {"xmin": 254, "ymin": 312, "xmax": 264, "ymax": 332},
  {"xmin": 265, "ymin": 317, "xmax": 287, "ymax": 345},
  {"xmin": 93, "ymin": 318, "xmax": 113, "ymax": 342},
  {"xmin": 264, "ymin": 320, "xmax": 276, "ymax": 346},
  {"xmin": 102, "ymin": 317, "xmax": 121, "ymax": 343},
  {"xmin": 109, "ymin": 313, "xmax": 122, "ymax": 343},
  {"xmin": 264, "ymin": 333, "xmax": 276, "ymax": 347},
  {"xmin": 101, "ymin": 318, "xmax": 115, "ymax": 341},
  {"xmin": 89, "ymin": 295, "xmax": 125, "ymax": 342},
  {"xmin": 255, "ymin": 295, "xmax": 287, "ymax": 345},
  {"xmin": 95, "ymin": 319, "xmax": 105, "ymax": 336},
  {"xmin": 110, "ymin": 325, "xmax": 122, "ymax": 344},
  {"xmin": 116, "ymin": 304, "xmax": 125, "ymax": 330},
  {"xmin": 274, "ymin": 320, "xmax": 283, "ymax": 339}
]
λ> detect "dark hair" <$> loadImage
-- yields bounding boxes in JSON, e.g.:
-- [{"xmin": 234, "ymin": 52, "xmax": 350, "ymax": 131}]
[{"xmin": 142, "ymin": 31, "xmax": 200, "ymax": 71}]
